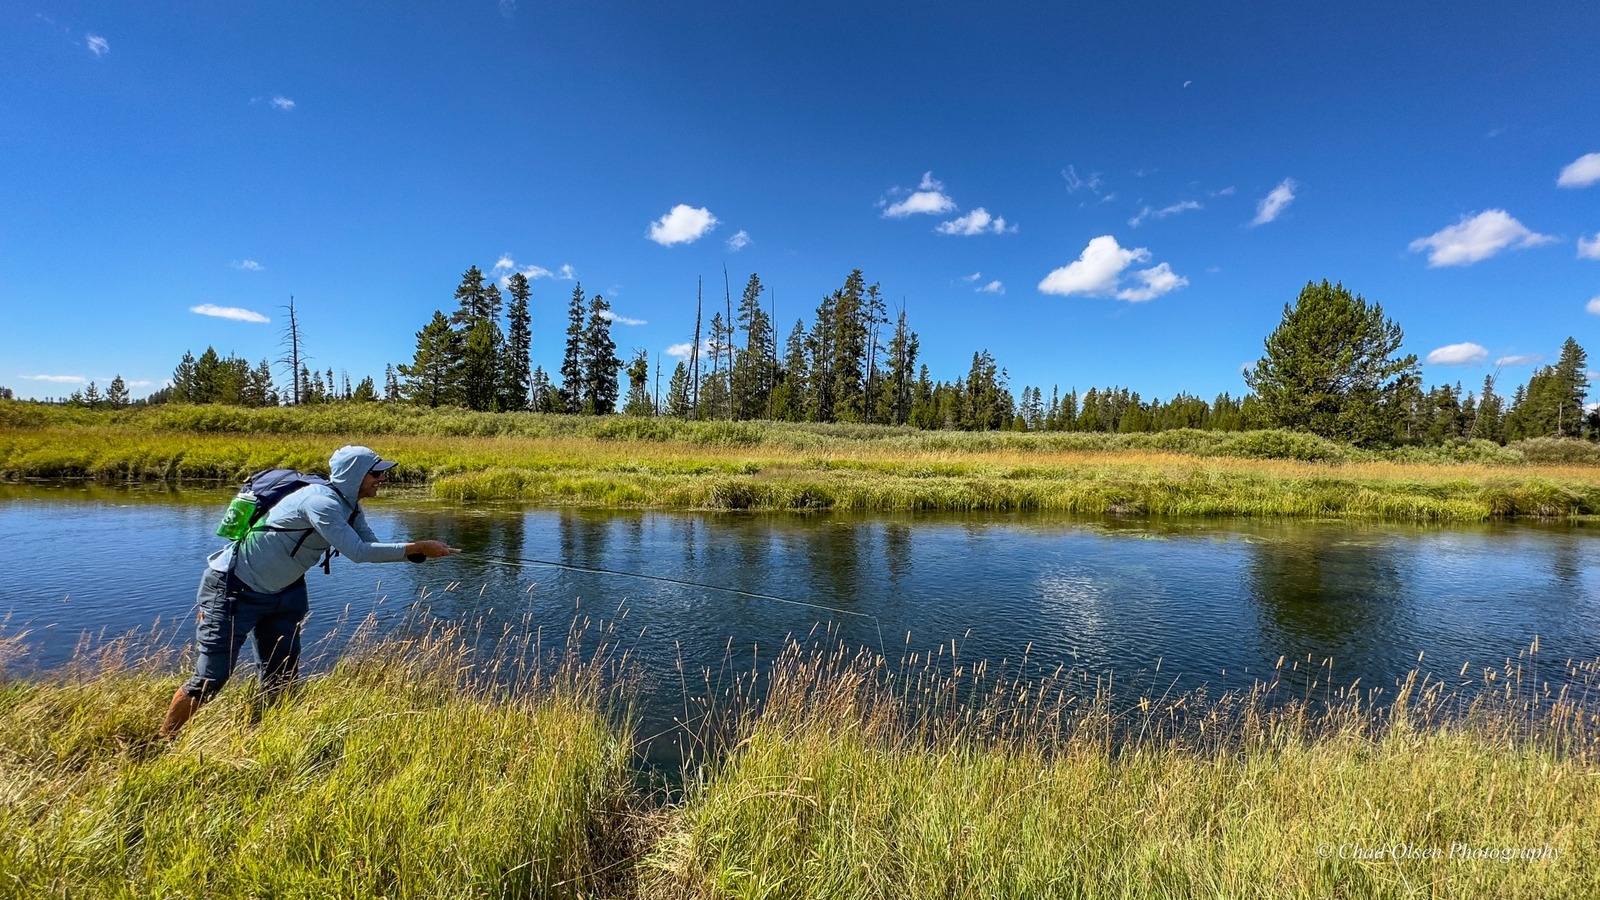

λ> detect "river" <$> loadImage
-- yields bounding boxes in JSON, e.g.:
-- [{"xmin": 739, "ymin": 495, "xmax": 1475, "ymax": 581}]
[{"xmin": 4, "ymin": 482, "xmax": 1599, "ymax": 761}]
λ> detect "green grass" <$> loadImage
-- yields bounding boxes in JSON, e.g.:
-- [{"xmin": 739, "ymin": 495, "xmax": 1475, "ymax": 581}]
[
  {"xmin": 0, "ymin": 627, "xmax": 636, "ymax": 899},
  {"xmin": 6, "ymin": 401, "xmax": 1600, "ymax": 519},
  {"xmin": 2, "ymin": 625, "xmax": 1596, "ymax": 899}
]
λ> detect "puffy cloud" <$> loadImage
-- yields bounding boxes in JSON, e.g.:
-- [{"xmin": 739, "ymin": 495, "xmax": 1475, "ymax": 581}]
[
  {"xmin": 231, "ymin": 259, "xmax": 263, "ymax": 271},
  {"xmin": 936, "ymin": 208, "xmax": 1013, "ymax": 236},
  {"xmin": 190, "ymin": 304, "xmax": 269, "ymax": 323},
  {"xmin": 666, "ymin": 340, "xmax": 714, "ymax": 360},
  {"xmin": 1578, "ymin": 232, "xmax": 1600, "ymax": 260},
  {"xmin": 270, "ymin": 96, "xmax": 295, "ymax": 111},
  {"xmin": 1115, "ymin": 262, "xmax": 1188, "ymax": 302},
  {"xmin": 23, "ymin": 374, "xmax": 86, "ymax": 384},
  {"xmin": 599, "ymin": 310, "xmax": 647, "ymax": 326},
  {"xmin": 1037, "ymin": 235, "xmax": 1186, "ymax": 302},
  {"xmin": 881, "ymin": 172, "xmax": 956, "ymax": 218},
  {"xmin": 1250, "ymin": 179, "xmax": 1296, "ymax": 226},
  {"xmin": 1557, "ymin": 152, "xmax": 1600, "ymax": 188},
  {"xmin": 961, "ymin": 272, "xmax": 982, "ymax": 283},
  {"xmin": 726, "ymin": 229, "xmax": 751, "ymax": 251},
  {"xmin": 1128, "ymin": 200, "xmax": 1200, "ymax": 228},
  {"xmin": 977, "ymin": 280, "xmax": 1005, "ymax": 294},
  {"xmin": 1408, "ymin": 210, "xmax": 1556, "ymax": 267},
  {"xmin": 1587, "ymin": 296, "xmax": 1600, "ymax": 315},
  {"xmin": 86, "ymin": 34, "xmax": 109, "ymax": 56},
  {"xmin": 1425, "ymin": 342, "xmax": 1489, "ymax": 366},
  {"xmin": 648, "ymin": 204, "xmax": 718, "ymax": 246}
]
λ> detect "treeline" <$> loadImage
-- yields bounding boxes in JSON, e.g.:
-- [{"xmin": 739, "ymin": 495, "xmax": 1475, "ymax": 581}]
[{"xmin": 56, "ymin": 268, "xmax": 1594, "ymax": 448}]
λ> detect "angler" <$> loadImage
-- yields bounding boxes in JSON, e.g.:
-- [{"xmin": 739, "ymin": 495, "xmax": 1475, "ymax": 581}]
[{"xmin": 159, "ymin": 445, "xmax": 458, "ymax": 738}]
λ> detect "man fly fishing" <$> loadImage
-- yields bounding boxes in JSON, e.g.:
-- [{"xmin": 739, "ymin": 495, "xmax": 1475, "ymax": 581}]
[{"xmin": 159, "ymin": 445, "xmax": 458, "ymax": 738}]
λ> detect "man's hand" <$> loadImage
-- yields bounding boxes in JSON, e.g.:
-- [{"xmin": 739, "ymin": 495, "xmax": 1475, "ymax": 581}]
[{"xmin": 405, "ymin": 540, "xmax": 461, "ymax": 561}]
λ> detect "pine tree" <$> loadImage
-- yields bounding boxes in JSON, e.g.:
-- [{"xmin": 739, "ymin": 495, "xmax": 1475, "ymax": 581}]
[
  {"xmin": 582, "ymin": 294, "xmax": 621, "ymax": 414},
  {"xmin": 666, "ymin": 362, "xmax": 692, "ymax": 417},
  {"xmin": 352, "ymin": 376, "xmax": 378, "ymax": 402},
  {"xmin": 106, "ymin": 375, "xmax": 129, "ymax": 409},
  {"xmin": 560, "ymin": 284, "xmax": 586, "ymax": 414},
  {"xmin": 500, "ymin": 272, "xmax": 534, "ymax": 411},
  {"xmin": 83, "ymin": 380, "xmax": 102, "ymax": 409},
  {"xmin": 732, "ymin": 272, "xmax": 773, "ymax": 419},
  {"xmin": 171, "ymin": 351, "xmax": 199, "ymax": 403},
  {"xmin": 384, "ymin": 364, "xmax": 401, "ymax": 402},
  {"xmin": 398, "ymin": 310, "xmax": 465, "ymax": 407},
  {"xmin": 462, "ymin": 318, "xmax": 502, "ymax": 411},
  {"xmin": 1245, "ymin": 280, "xmax": 1419, "ymax": 445},
  {"xmin": 624, "ymin": 350, "xmax": 653, "ymax": 416},
  {"xmin": 530, "ymin": 366, "xmax": 556, "ymax": 413}
]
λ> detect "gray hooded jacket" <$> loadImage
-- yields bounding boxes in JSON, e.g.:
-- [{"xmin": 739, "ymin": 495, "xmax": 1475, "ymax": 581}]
[{"xmin": 207, "ymin": 446, "xmax": 409, "ymax": 593}]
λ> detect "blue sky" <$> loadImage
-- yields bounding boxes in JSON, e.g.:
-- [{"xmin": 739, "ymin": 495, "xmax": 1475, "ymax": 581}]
[{"xmin": 4, "ymin": 1, "xmax": 1599, "ymax": 404}]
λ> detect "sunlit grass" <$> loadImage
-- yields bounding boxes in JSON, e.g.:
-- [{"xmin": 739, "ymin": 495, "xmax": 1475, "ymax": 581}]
[
  {"xmin": 3, "ymin": 612, "xmax": 1597, "ymax": 898},
  {"xmin": 6, "ymin": 405, "xmax": 1600, "ymax": 519}
]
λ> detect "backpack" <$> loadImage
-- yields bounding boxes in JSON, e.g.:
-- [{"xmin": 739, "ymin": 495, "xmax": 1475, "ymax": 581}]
[{"xmin": 216, "ymin": 468, "xmax": 356, "ymax": 573}]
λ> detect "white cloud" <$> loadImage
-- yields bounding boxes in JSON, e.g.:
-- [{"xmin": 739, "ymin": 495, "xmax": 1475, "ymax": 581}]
[
  {"xmin": 1115, "ymin": 262, "xmax": 1189, "ymax": 302},
  {"xmin": 1557, "ymin": 152, "xmax": 1600, "ymax": 188},
  {"xmin": 882, "ymin": 171, "xmax": 956, "ymax": 218},
  {"xmin": 270, "ymin": 96, "xmax": 296, "ymax": 111},
  {"xmin": 86, "ymin": 34, "xmax": 109, "ymax": 56},
  {"xmin": 1587, "ymin": 296, "xmax": 1600, "ymax": 315},
  {"xmin": 1039, "ymin": 236, "xmax": 1147, "ymax": 296},
  {"xmin": 666, "ymin": 341, "xmax": 714, "ymax": 360},
  {"xmin": 231, "ymin": 259, "xmax": 263, "ymax": 271},
  {"xmin": 977, "ymin": 280, "xmax": 1005, "ymax": 295},
  {"xmin": 600, "ymin": 310, "xmax": 647, "ymax": 326},
  {"xmin": 648, "ymin": 204, "xmax": 718, "ymax": 246},
  {"xmin": 1037, "ymin": 235, "xmax": 1187, "ymax": 302},
  {"xmin": 936, "ymin": 208, "xmax": 1014, "ymax": 236},
  {"xmin": 962, "ymin": 272, "xmax": 982, "ymax": 283},
  {"xmin": 125, "ymin": 379, "xmax": 154, "ymax": 388},
  {"xmin": 1128, "ymin": 200, "xmax": 1201, "ymax": 228},
  {"xmin": 23, "ymin": 374, "xmax": 86, "ymax": 384},
  {"xmin": 1250, "ymin": 179, "xmax": 1296, "ymax": 226},
  {"xmin": 1495, "ymin": 354, "xmax": 1543, "ymax": 367},
  {"xmin": 495, "ymin": 256, "xmax": 574, "ymax": 285},
  {"xmin": 1407, "ymin": 209, "xmax": 1556, "ymax": 267},
  {"xmin": 190, "ymin": 304, "xmax": 269, "ymax": 323},
  {"xmin": 1578, "ymin": 232, "xmax": 1600, "ymax": 260},
  {"xmin": 726, "ymin": 229, "xmax": 751, "ymax": 251},
  {"xmin": 1426, "ymin": 342, "xmax": 1489, "ymax": 366}
]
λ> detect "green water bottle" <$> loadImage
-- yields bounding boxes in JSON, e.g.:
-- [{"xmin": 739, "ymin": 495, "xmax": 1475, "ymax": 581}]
[{"xmin": 216, "ymin": 496, "xmax": 257, "ymax": 540}]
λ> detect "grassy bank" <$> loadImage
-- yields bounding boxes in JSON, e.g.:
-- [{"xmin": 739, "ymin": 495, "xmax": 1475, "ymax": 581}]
[
  {"xmin": 3, "ymin": 631, "xmax": 1596, "ymax": 899},
  {"xmin": 5, "ymin": 402, "xmax": 1600, "ymax": 519},
  {"xmin": 0, "ymin": 629, "xmax": 636, "ymax": 899}
]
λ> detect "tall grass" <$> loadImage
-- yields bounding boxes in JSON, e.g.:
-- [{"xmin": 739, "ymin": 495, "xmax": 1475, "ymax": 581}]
[
  {"xmin": 0, "ymin": 624, "xmax": 637, "ymax": 899},
  {"xmin": 3, "ymin": 618, "xmax": 1597, "ymax": 898},
  {"xmin": 645, "ymin": 640, "xmax": 1600, "ymax": 899}
]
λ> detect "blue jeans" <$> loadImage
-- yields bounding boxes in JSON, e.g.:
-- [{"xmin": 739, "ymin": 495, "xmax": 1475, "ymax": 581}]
[{"xmin": 181, "ymin": 567, "xmax": 309, "ymax": 701}]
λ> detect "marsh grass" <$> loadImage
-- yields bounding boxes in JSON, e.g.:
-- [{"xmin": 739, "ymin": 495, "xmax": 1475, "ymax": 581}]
[
  {"xmin": 0, "ymin": 619, "xmax": 639, "ymax": 899},
  {"xmin": 3, "ymin": 611, "xmax": 1598, "ymax": 899},
  {"xmin": 7, "ymin": 408, "xmax": 1600, "ymax": 519},
  {"xmin": 646, "ymin": 638, "xmax": 1600, "ymax": 899}
]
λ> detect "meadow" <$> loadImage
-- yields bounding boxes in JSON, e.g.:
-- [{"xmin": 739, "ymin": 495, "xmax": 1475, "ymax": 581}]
[{"xmin": 5, "ymin": 402, "xmax": 1600, "ymax": 520}]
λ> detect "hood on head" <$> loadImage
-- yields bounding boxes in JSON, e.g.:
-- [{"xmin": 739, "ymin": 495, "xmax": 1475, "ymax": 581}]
[{"xmin": 327, "ymin": 445, "xmax": 394, "ymax": 503}]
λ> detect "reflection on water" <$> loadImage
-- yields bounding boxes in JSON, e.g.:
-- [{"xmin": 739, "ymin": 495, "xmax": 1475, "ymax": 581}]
[{"xmin": 4, "ymin": 486, "xmax": 1600, "ymax": 755}]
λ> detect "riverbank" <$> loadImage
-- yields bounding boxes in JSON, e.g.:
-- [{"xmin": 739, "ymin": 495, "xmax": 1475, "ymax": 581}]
[
  {"xmin": 5, "ymin": 403, "xmax": 1600, "ymax": 519},
  {"xmin": 3, "ymin": 630, "xmax": 1595, "ymax": 899}
]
